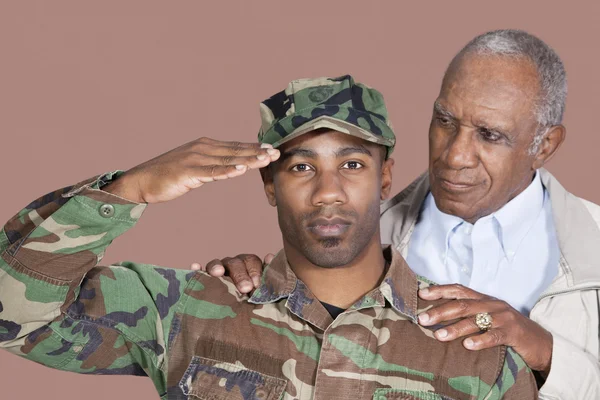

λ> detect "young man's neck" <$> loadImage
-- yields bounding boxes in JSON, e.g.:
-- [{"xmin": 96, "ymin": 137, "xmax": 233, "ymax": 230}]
[{"xmin": 283, "ymin": 238, "xmax": 387, "ymax": 309}]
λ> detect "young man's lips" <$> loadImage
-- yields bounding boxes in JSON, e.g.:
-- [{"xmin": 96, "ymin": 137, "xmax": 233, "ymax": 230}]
[{"xmin": 307, "ymin": 218, "xmax": 352, "ymax": 237}]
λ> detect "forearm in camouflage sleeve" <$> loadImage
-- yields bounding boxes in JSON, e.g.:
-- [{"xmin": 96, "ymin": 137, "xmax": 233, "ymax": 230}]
[
  {"xmin": 0, "ymin": 172, "xmax": 139, "ymax": 350},
  {"xmin": 0, "ymin": 173, "xmax": 193, "ymax": 394}
]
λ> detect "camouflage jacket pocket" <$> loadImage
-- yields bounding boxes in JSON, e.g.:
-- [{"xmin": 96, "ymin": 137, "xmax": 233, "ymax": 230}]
[
  {"xmin": 179, "ymin": 356, "xmax": 287, "ymax": 400},
  {"xmin": 373, "ymin": 388, "xmax": 456, "ymax": 400}
]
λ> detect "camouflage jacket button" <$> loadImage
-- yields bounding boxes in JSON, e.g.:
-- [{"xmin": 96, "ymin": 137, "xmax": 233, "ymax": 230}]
[{"xmin": 99, "ymin": 204, "xmax": 115, "ymax": 218}]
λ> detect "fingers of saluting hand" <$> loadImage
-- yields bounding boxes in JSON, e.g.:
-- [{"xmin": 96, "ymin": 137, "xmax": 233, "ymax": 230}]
[
  {"xmin": 111, "ymin": 139, "xmax": 280, "ymax": 204},
  {"xmin": 190, "ymin": 138, "xmax": 280, "ymax": 167},
  {"xmin": 180, "ymin": 141, "xmax": 280, "ymax": 187},
  {"xmin": 190, "ymin": 149, "xmax": 280, "ymax": 169}
]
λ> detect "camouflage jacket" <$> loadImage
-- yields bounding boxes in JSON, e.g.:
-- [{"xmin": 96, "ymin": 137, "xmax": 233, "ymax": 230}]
[{"xmin": 0, "ymin": 173, "xmax": 538, "ymax": 400}]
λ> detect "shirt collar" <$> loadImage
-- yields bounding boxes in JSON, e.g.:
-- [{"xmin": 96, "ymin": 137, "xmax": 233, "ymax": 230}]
[
  {"xmin": 492, "ymin": 170, "xmax": 545, "ymax": 261},
  {"xmin": 424, "ymin": 191, "xmax": 465, "ymax": 258},
  {"xmin": 425, "ymin": 171, "xmax": 545, "ymax": 262},
  {"xmin": 248, "ymin": 246, "xmax": 419, "ymax": 329}
]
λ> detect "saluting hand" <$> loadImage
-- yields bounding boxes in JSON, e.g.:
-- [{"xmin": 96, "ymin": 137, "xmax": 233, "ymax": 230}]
[{"xmin": 104, "ymin": 137, "xmax": 279, "ymax": 203}]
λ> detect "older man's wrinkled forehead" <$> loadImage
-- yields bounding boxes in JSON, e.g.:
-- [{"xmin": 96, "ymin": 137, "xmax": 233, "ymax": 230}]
[
  {"xmin": 444, "ymin": 53, "xmax": 540, "ymax": 100},
  {"xmin": 439, "ymin": 54, "xmax": 542, "ymax": 130}
]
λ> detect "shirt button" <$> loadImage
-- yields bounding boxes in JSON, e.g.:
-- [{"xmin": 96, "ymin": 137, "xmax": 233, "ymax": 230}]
[
  {"xmin": 461, "ymin": 265, "xmax": 470, "ymax": 273},
  {"xmin": 464, "ymin": 226, "xmax": 473, "ymax": 234},
  {"xmin": 99, "ymin": 204, "xmax": 115, "ymax": 218}
]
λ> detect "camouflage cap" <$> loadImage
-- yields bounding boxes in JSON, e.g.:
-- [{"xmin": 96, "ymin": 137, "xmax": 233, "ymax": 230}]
[{"xmin": 258, "ymin": 75, "xmax": 396, "ymax": 157}]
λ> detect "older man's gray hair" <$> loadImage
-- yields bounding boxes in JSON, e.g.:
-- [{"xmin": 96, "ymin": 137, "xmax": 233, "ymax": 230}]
[{"xmin": 449, "ymin": 29, "xmax": 567, "ymax": 154}]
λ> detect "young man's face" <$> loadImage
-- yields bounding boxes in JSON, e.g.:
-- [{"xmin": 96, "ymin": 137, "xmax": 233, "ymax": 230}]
[{"xmin": 263, "ymin": 130, "xmax": 394, "ymax": 268}]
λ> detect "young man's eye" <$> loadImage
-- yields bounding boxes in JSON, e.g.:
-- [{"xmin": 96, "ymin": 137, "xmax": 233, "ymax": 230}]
[
  {"xmin": 291, "ymin": 163, "xmax": 313, "ymax": 172},
  {"xmin": 341, "ymin": 161, "xmax": 363, "ymax": 170}
]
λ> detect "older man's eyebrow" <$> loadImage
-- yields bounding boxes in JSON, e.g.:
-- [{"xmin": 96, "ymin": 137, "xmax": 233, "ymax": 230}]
[
  {"xmin": 433, "ymin": 101, "xmax": 455, "ymax": 118},
  {"xmin": 335, "ymin": 146, "xmax": 373, "ymax": 158},
  {"xmin": 473, "ymin": 120, "xmax": 514, "ymax": 142}
]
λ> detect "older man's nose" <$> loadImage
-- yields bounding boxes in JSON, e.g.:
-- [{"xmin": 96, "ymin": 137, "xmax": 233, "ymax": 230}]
[{"xmin": 444, "ymin": 129, "xmax": 478, "ymax": 170}]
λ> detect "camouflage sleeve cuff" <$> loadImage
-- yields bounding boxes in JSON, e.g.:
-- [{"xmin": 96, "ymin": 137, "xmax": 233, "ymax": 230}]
[
  {"xmin": 3, "ymin": 172, "xmax": 147, "ymax": 283},
  {"xmin": 62, "ymin": 171, "xmax": 147, "ymax": 222},
  {"xmin": 63, "ymin": 171, "xmax": 135, "ymax": 199}
]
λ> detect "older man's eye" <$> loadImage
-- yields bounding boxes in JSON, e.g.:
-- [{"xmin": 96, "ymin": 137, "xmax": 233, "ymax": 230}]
[
  {"xmin": 436, "ymin": 116, "xmax": 453, "ymax": 126},
  {"xmin": 480, "ymin": 129, "xmax": 501, "ymax": 142},
  {"xmin": 342, "ymin": 161, "xmax": 363, "ymax": 170},
  {"xmin": 291, "ymin": 164, "xmax": 313, "ymax": 172}
]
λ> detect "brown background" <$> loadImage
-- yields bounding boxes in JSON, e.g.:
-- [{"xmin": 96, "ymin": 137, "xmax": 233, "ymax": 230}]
[{"xmin": 1, "ymin": 1, "xmax": 598, "ymax": 399}]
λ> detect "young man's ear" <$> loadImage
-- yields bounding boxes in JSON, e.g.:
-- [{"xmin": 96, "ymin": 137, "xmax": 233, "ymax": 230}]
[
  {"xmin": 260, "ymin": 166, "xmax": 277, "ymax": 207},
  {"xmin": 381, "ymin": 158, "xmax": 394, "ymax": 200}
]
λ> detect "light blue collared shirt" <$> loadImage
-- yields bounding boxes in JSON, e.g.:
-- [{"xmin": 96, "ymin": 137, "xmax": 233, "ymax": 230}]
[{"xmin": 406, "ymin": 171, "xmax": 560, "ymax": 315}]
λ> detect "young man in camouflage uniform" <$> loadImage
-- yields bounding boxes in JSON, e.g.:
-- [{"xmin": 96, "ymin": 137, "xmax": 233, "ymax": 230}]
[{"xmin": 0, "ymin": 75, "xmax": 537, "ymax": 399}]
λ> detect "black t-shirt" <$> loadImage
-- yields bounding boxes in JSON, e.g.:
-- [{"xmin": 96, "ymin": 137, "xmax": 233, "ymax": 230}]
[{"xmin": 320, "ymin": 301, "xmax": 346, "ymax": 319}]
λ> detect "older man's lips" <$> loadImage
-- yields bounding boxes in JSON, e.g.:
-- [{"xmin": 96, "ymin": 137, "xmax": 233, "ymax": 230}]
[
  {"xmin": 438, "ymin": 178, "xmax": 477, "ymax": 192},
  {"xmin": 308, "ymin": 218, "xmax": 351, "ymax": 237}
]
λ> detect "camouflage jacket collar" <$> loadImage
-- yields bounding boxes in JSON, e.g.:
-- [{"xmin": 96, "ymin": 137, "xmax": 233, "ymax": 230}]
[{"xmin": 249, "ymin": 246, "xmax": 418, "ymax": 330}]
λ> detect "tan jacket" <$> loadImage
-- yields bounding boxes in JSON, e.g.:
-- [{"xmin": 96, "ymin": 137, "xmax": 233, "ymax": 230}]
[{"xmin": 379, "ymin": 169, "xmax": 600, "ymax": 400}]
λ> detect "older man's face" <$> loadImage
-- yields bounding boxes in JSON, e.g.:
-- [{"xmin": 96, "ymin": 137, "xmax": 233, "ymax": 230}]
[{"xmin": 428, "ymin": 55, "xmax": 541, "ymax": 223}]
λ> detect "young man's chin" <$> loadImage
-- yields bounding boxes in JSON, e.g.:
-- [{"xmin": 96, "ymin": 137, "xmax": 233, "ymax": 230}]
[
  {"xmin": 306, "ymin": 243, "xmax": 358, "ymax": 269},
  {"xmin": 318, "ymin": 238, "xmax": 342, "ymax": 249}
]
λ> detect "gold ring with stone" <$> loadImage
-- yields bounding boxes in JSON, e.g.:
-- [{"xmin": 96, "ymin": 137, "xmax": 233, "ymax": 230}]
[{"xmin": 474, "ymin": 312, "xmax": 493, "ymax": 331}]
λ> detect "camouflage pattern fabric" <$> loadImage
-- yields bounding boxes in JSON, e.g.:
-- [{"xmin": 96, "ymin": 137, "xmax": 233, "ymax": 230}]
[
  {"xmin": 258, "ymin": 75, "xmax": 396, "ymax": 157},
  {"xmin": 0, "ymin": 173, "xmax": 537, "ymax": 399}
]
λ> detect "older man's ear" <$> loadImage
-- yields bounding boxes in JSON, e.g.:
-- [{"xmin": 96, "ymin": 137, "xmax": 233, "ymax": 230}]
[{"xmin": 532, "ymin": 125, "xmax": 566, "ymax": 170}]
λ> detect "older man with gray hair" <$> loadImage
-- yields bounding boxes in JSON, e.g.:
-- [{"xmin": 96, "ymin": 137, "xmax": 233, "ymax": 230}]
[{"xmin": 208, "ymin": 30, "xmax": 600, "ymax": 399}]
